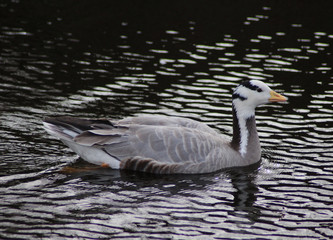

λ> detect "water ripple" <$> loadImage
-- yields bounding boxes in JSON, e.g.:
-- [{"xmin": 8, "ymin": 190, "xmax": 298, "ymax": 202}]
[{"xmin": 1, "ymin": 1, "xmax": 333, "ymax": 239}]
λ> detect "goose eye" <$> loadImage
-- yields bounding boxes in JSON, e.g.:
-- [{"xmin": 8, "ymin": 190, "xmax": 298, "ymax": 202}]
[{"xmin": 257, "ymin": 88, "xmax": 262, "ymax": 93}]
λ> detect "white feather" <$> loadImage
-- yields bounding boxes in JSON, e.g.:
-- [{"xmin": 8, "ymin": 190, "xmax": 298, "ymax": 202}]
[
  {"xmin": 62, "ymin": 140, "xmax": 120, "ymax": 169},
  {"xmin": 232, "ymin": 80, "xmax": 272, "ymax": 156}
]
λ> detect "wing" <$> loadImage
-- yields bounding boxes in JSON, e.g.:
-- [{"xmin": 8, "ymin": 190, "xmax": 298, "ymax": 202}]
[
  {"xmin": 74, "ymin": 123, "xmax": 228, "ymax": 165},
  {"xmin": 117, "ymin": 115, "xmax": 219, "ymax": 136}
]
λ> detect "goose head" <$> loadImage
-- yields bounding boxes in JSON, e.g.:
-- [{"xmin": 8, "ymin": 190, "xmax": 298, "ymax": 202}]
[
  {"xmin": 231, "ymin": 80, "xmax": 287, "ymax": 158},
  {"xmin": 232, "ymin": 80, "xmax": 287, "ymax": 119}
]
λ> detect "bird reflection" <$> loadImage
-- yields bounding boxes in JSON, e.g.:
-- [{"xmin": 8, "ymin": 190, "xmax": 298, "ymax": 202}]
[
  {"xmin": 58, "ymin": 157, "xmax": 262, "ymax": 222},
  {"xmin": 226, "ymin": 162, "xmax": 261, "ymax": 222}
]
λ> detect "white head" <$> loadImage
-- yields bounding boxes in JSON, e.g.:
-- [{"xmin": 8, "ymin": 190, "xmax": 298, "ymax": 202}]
[{"xmin": 232, "ymin": 80, "xmax": 286, "ymax": 119}]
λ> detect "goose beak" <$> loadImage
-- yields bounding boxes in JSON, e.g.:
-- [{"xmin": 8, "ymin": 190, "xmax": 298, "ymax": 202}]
[{"xmin": 269, "ymin": 90, "xmax": 287, "ymax": 102}]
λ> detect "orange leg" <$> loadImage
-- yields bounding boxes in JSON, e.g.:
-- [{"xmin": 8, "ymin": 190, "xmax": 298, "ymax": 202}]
[{"xmin": 101, "ymin": 163, "xmax": 110, "ymax": 168}]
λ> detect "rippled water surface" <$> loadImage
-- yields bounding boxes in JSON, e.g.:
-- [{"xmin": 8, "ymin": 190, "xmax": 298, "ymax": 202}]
[{"xmin": 1, "ymin": 1, "xmax": 333, "ymax": 239}]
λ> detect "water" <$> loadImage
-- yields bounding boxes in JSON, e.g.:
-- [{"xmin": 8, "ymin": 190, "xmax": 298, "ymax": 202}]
[{"xmin": 1, "ymin": 1, "xmax": 333, "ymax": 239}]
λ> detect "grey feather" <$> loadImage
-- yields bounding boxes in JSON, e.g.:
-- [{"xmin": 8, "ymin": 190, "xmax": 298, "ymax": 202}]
[{"xmin": 43, "ymin": 80, "xmax": 286, "ymax": 174}]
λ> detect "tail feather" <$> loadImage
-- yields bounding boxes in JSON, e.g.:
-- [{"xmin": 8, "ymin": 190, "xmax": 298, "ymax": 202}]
[
  {"xmin": 42, "ymin": 116, "xmax": 114, "ymax": 141},
  {"xmin": 43, "ymin": 121, "xmax": 78, "ymax": 141},
  {"xmin": 43, "ymin": 116, "xmax": 121, "ymax": 169}
]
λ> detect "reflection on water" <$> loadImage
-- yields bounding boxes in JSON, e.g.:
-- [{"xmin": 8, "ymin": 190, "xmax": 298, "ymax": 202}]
[
  {"xmin": 1, "ymin": 1, "xmax": 333, "ymax": 239},
  {"xmin": 0, "ymin": 161, "xmax": 263, "ymax": 239}
]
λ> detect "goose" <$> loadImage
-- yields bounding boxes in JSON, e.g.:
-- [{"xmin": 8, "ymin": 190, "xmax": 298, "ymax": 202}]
[{"xmin": 43, "ymin": 80, "xmax": 287, "ymax": 174}]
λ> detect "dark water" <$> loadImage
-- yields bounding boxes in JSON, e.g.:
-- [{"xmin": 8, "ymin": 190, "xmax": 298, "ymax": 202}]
[{"xmin": 1, "ymin": 1, "xmax": 333, "ymax": 239}]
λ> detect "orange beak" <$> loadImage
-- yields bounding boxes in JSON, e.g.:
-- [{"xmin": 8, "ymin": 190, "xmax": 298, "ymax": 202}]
[{"xmin": 269, "ymin": 90, "xmax": 287, "ymax": 102}]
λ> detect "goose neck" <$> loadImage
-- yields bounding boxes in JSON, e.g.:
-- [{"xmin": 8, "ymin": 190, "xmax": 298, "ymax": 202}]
[{"xmin": 231, "ymin": 104, "xmax": 259, "ymax": 158}]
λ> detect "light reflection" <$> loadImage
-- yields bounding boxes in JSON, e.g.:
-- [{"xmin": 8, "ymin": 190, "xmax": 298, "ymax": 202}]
[
  {"xmin": 216, "ymin": 42, "xmax": 234, "ymax": 47},
  {"xmin": 177, "ymin": 59, "xmax": 196, "ymax": 64},
  {"xmin": 245, "ymin": 70, "xmax": 273, "ymax": 78},
  {"xmin": 229, "ymin": 71, "xmax": 266, "ymax": 80},
  {"xmin": 314, "ymin": 32, "xmax": 326, "ymax": 36},
  {"xmin": 257, "ymin": 35, "xmax": 272, "ymax": 40},
  {"xmin": 244, "ymin": 57, "xmax": 261, "ymax": 63},
  {"xmin": 159, "ymin": 58, "xmax": 175, "ymax": 65},
  {"xmin": 264, "ymin": 67, "xmax": 300, "ymax": 72},
  {"xmin": 315, "ymin": 42, "xmax": 329, "ymax": 47},
  {"xmin": 265, "ymin": 59, "xmax": 292, "ymax": 65},
  {"xmin": 150, "ymin": 49, "xmax": 168, "ymax": 54},
  {"xmin": 155, "ymin": 70, "xmax": 181, "ymax": 76},
  {"xmin": 173, "ymin": 37, "xmax": 186, "ymax": 41},
  {"xmin": 166, "ymin": 30, "xmax": 179, "ymax": 35},
  {"xmin": 196, "ymin": 44, "xmax": 225, "ymax": 50},
  {"xmin": 209, "ymin": 67, "xmax": 225, "ymax": 72},
  {"xmin": 116, "ymin": 80, "xmax": 147, "ymax": 88},
  {"xmin": 246, "ymin": 53, "xmax": 268, "ymax": 58},
  {"xmin": 291, "ymin": 24, "xmax": 302, "ymax": 28},
  {"xmin": 276, "ymin": 32, "xmax": 286, "ymax": 36},
  {"xmin": 213, "ymin": 75, "xmax": 242, "ymax": 81},
  {"xmin": 2, "ymin": 30, "xmax": 33, "ymax": 36},
  {"xmin": 117, "ymin": 45, "xmax": 130, "ymax": 49},
  {"xmin": 222, "ymin": 63, "xmax": 252, "ymax": 68},
  {"xmin": 247, "ymin": 17, "xmax": 259, "ymax": 21},
  {"xmin": 278, "ymin": 48, "xmax": 302, "ymax": 53},
  {"xmin": 189, "ymin": 53, "xmax": 206, "ymax": 60},
  {"xmin": 316, "ymin": 66, "xmax": 331, "ymax": 71}
]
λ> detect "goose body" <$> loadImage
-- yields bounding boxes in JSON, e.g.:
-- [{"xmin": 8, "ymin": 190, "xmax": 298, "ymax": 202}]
[{"xmin": 43, "ymin": 80, "xmax": 286, "ymax": 174}]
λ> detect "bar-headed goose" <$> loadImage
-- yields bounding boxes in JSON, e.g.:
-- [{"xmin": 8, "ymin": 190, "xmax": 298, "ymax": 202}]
[{"xmin": 43, "ymin": 80, "xmax": 286, "ymax": 174}]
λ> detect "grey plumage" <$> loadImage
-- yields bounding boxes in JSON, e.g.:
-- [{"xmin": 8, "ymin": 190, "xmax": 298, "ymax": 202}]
[
  {"xmin": 44, "ymin": 116, "xmax": 244, "ymax": 173},
  {"xmin": 43, "ymin": 80, "xmax": 287, "ymax": 174}
]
